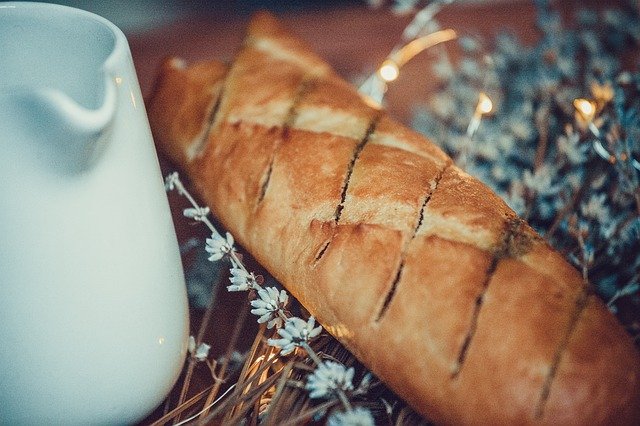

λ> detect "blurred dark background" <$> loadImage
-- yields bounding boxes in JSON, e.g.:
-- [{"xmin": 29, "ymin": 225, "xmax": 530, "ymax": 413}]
[{"xmin": 12, "ymin": 0, "xmax": 364, "ymax": 32}]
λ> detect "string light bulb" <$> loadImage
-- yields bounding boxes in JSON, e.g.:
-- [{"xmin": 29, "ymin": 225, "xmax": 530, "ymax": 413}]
[
  {"xmin": 477, "ymin": 92, "xmax": 493, "ymax": 115},
  {"xmin": 360, "ymin": 29, "xmax": 458, "ymax": 104},
  {"xmin": 378, "ymin": 60, "xmax": 400, "ymax": 82},
  {"xmin": 573, "ymin": 97, "xmax": 640, "ymax": 170},
  {"xmin": 466, "ymin": 91, "xmax": 494, "ymax": 138},
  {"xmin": 573, "ymin": 98, "xmax": 596, "ymax": 124}
]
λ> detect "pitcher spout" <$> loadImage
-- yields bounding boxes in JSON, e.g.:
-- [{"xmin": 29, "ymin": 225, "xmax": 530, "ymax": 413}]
[
  {"xmin": 0, "ymin": 2, "xmax": 122, "ymax": 175},
  {"xmin": 12, "ymin": 75, "xmax": 117, "ymax": 174}
]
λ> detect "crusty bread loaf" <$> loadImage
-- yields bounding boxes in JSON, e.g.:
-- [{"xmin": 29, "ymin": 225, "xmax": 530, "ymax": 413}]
[{"xmin": 147, "ymin": 12, "xmax": 640, "ymax": 425}]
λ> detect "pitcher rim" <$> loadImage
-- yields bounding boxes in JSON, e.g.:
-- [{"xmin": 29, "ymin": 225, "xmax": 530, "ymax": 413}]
[{"xmin": 0, "ymin": 1, "xmax": 128, "ymax": 78}]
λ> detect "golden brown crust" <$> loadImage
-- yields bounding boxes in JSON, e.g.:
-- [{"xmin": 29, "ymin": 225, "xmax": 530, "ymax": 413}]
[
  {"xmin": 543, "ymin": 297, "xmax": 640, "ymax": 425},
  {"xmin": 455, "ymin": 257, "xmax": 582, "ymax": 424},
  {"xmin": 146, "ymin": 58, "xmax": 227, "ymax": 165},
  {"xmin": 147, "ymin": 12, "xmax": 640, "ymax": 425}
]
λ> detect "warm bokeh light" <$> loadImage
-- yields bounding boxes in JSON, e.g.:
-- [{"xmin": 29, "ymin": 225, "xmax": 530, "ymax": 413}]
[
  {"xmin": 362, "ymin": 29, "xmax": 457, "ymax": 103},
  {"xmin": 378, "ymin": 60, "xmax": 400, "ymax": 82},
  {"xmin": 573, "ymin": 98, "xmax": 596, "ymax": 122},
  {"xmin": 466, "ymin": 92, "xmax": 494, "ymax": 138},
  {"xmin": 477, "ymin": 92, "xmax": 493, "ymax": 114}
]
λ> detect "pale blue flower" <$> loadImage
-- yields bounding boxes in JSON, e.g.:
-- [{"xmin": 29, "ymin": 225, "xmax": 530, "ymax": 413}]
[
  {"xmin": 522, "ymin": 165, "xmax": 560, "ymax": 196},
  {"xmin": 327, "ymin": 407, "xmax": 374, "ymax": 426},
  {"xmin": 306, "ymin": 361, "xmax": 355, "ymax": 399},
  {"xmin": 250, "ymin": 287, "xmax": 289, "ymax": 329},
  {"xmin": 507, "ymin": 117, "xmax": 534, "ymax": 140},
  {"xmin": 391, "ymin": 0, "xmax": 419, "ymax": 15},
  {"xmin": 432, "ymin": 57, "xmax": 455, "ymax": 81},
  {"xmin": 164, "ymin": 171, "xmax": 180, "ymax": 191},
  {"xmin": 580, "ymin": 193, "xmax": 610, "ymax": 225},
  {"xmin": 267, "ymin": 316, "xmax": 322, "ymax": 355},
  {"xmin": 557, "ymin": 131, "xmax": 587, "ymax": 164},
  {"xmin": 459, "ymin": 36, "xmax": 480, "ymax": 53},
  {"xmin": 460, "ymin": 58, "xmax": 481, "ymax": 80},
  {"xmin": 205, "ymin": 232, "xmax": 234, "ymax": 261},
  {"xmin": 183, "ymin": 206, "xmax": 210, "ymax": 221},
  {"xmin": 228, "ymin": 260, "xmax": 261, "ymax": 292},
  {"xmin": 188, "ymin": 336, "xmax": 210, "ymax": 362}
]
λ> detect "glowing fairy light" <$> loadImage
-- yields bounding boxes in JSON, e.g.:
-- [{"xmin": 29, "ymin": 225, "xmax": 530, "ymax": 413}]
[
  {"xmin": 466, "ymin": 91, "xmax": 494, "ymax": 138},
  {"xmin": 573, "ymin": 98, "xmax": 640, "ymax": 170},
  {"xmin": 477, "ymin": 92, "xmax": 493, "ymax": 115},
  {"xmin": 360, "ymin": 29, "xmax": 458, "ymax": 104},
  {"xmin": 378, "ymin": 60, "xmax": 400, "ymax": 82},
  {"xmin": 574, "ymin": 97, "xmax": 608, "ymax": 164},
  {"xmin": 573, "ymin": 98, "xmax": 596, "ymax": 125}
]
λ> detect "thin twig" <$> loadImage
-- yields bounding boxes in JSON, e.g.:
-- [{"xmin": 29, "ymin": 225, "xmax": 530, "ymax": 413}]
[
  {"xmin": 149, "ymin": 385, "xmax": 214, "ymax": 426},
  {"xmin": 175, "ymin": 275, "xmax": 222, "ymax": 422},
  {"xmin": 278, "ymin": 399, "xmax": 340, "ymax": 426},
  {"xmin": 221, "ymin": 371, "xmax": 283, "ymax": 425},
  {"xmin": 199, "ymin": 302, "xmax": 250, "ymax": 420},
  {"xmin": 534, "ymin": 100, "xmax": 550, "ymax": 170},
  {"xmin": 172, "ymin": 384, "xmax": 237, "ymax": 426},
  {"xmin": 262, "ymin": 360, "xmax": 296, "ymax": 425}
]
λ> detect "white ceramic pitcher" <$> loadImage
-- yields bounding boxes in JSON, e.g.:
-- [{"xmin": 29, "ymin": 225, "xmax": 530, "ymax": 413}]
[{"xmin": 0, "ymin": 3, "xmax": 189, "ymax": 424}]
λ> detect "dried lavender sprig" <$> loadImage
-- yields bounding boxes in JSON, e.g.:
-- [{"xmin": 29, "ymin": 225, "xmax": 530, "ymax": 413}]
[
  {"xmin": 409, "ymin": 1, "xmax": 640, "ymax": 318},
  {"xmin": 165, "ymin": 172, "xmax": 259, "ymax": 292},
  {"xmin": 165, "ymin": 173, "xmax": 319, "ymax": 334},
  {"xmin": 165, "ymin": 172, "xmax": 378, "ymax": 421},
  {"xmin": 165, "ymin": 174, "xmax": 322, "ymax": 336}
]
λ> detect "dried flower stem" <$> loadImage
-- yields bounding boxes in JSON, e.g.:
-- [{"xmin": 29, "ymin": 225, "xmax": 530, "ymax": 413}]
[
  {"xmin": 167, "ymin": 173, "xmax": 253, "ymax": 280},
  {"xmin": 175, "ymin": 275, "xmax": 221, "ymax": 420},
  {"xmin": 573, "ymin": 224, "xmax": 591, "ymax": 285},
  {"xmin": 212, "ymin": 331, "xmax": 277, "ymax": 422},
  {"xmin": 199, "ymin": 302, "xmax": 249, "ymax": 420},
  {"xmin": 222, "ymin": 372, "xmax": 283, "ymax": 425},
  {"xmin": 279, "ymin": 399, "xmax": 340, "ymax": 426},
  {"xmin": 545, "ymin": 189, "xmax": 582, "ymax": 241},
  {"xmin": 299, "ymin": 341, "xmax": 353, "ymax": 411},
  {"xmin": 607, "ymin": 274, "xmax": 640, "ymax": 309},
  {"xmin": 533, "ymin": 101, "xmax": 550, "ymax": 170},
  {"xmin": 262, "ymin": 360, "xmax": 296, "ymax": 425},
  {"xmin": 150, "ymin": 384, "xmax": 214, "ymax": 426},
  {"xmin": 172, "ymin": 384, "xmax": 237, "ymax": 426}
]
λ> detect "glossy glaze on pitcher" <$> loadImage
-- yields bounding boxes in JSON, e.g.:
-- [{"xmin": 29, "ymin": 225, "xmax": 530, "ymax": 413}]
[{"xmin": 0, "ymin": 3, "xmax": 189, "ymax": 423}]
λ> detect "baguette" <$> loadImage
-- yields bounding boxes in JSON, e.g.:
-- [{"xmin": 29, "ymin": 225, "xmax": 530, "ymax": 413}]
[{"xmin": 147, "ymin": 12, "xmax": 640, "ymax": 424}]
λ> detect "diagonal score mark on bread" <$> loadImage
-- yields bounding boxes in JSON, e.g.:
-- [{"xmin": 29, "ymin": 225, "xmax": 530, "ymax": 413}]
[
  {"xmin": 147, "ymin": 11, "xmax": 640, "ymax": 425},
  {"xmin": 187, "ymin": 86, "xmax": 224, "ymax": 161},
  {"xmin": 257, "ymin": 78, "xmax": 317, "ymax": 204},
  {"xmin": 333, "ymin": 117, "xmax": 380, "ymax": 225},
  {"xmin": 451, "ymin": 217, "xmax": 532, "ymax": 378},
  {"xmin": 375, "ymin": 161, "xmax": 451, "ymax": 322},
  {"xmin": 146, "ymin": 57, "xmax": 227, "ymax": 166},
  {"xmin": 534, "ymin": 285, "xmax": 590, "ymax": 419}
]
